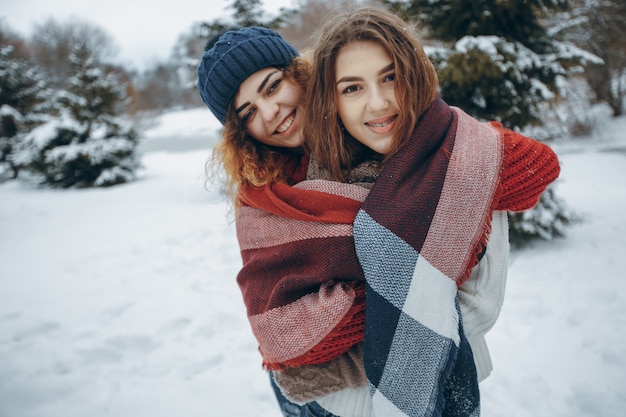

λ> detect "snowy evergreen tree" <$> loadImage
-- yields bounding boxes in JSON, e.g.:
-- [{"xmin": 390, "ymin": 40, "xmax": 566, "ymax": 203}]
[
  {"xmin": 0, "ymin": 44, "xmax": 51, "ymax": 181},
  {"xmin": 507, "ymin": 187, "xmax": 576, "ymax": 247},
  {"xmin": 383, "ymin": 0, "xmax": 582, "ymax": 246},
  {"xmin": 385, "ymin": 0, "xmax": 595, "ymax": 129},
  {"xmin": 14, "ymin": 45, "xmax": 140, "ymax": 188}
]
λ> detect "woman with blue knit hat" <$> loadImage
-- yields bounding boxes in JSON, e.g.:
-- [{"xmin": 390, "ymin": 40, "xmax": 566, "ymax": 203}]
[
  {"xmin": 198, "ymin": 26, "xmax": 356, "ymax": 417},
  {"xmin": 197, "ymin": 26, "xmax": 310, "ymax": 201},
  {"xmin": 198, "ymin": 25, "xmax": 511, "ymax": 417}
]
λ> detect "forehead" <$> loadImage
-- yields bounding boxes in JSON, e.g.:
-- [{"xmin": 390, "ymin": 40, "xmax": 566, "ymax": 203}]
[
  {"xmin": 234, "ymin": 67, "xmax": 280, "ymax": 107},
  {"xmin": 336, "ymin": 41, "xmax": 391, "ymax": 70}
]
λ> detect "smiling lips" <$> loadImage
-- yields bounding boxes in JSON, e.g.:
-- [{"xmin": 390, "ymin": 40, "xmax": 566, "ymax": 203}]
[
  {"xmin": 276, "ymin": 111, "xmax": 296, "ymax": 134},
  {"xmin": 365, "ymin": 115, "xmax": 397, "ymax": 134}
]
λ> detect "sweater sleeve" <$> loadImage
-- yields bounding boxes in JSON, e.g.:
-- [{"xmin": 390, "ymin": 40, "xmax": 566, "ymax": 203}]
[
  {"xmin": 493, "ymin": 123, "xmax": 561, "ymax": 212},
  {"xmin": 459, "ymin": 210, "xmax": 509, "ymax": 381}
]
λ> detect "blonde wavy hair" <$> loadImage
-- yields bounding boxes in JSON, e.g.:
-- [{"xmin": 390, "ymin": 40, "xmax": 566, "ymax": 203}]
[
  {"xmin": 206, "ymin": 56, "xmax": 312, "ymax": 205},
  {"xmin": 304, "ymin": 7, "xmax": 439, "ymax": 182}
]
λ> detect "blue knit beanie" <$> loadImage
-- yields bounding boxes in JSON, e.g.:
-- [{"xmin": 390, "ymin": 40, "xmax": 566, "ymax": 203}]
[{"xmin": 197, "ymin": 27, "xmax": 299, "ymax": 125}]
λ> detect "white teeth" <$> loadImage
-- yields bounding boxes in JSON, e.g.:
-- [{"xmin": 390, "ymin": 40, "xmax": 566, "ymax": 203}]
[
  {"xmin": 276, "ymin": 114, "xmax": 294, "ymax": 133},
  {"xmin": 367, "ymin": 119, "xmax": 392, "ymax": 128}
]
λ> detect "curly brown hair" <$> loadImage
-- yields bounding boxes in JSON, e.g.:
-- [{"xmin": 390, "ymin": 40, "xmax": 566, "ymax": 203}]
[
  {"xmin": 206, "ymin": 56, "xmax": 312, "ymax": 204},
  {"xmin": 304, "ymin": 7, "xmax": 439, "ymax": 182}
]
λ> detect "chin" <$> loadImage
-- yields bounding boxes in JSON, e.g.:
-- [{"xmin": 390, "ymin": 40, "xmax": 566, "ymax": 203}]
[{"xmin": 371, "ymin": 142, "xmax": 392, "ymax": 155}]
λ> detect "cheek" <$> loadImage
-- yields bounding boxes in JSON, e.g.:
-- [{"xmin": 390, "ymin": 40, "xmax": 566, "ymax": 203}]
[
  {"xmin": 284, "ymin": 83, "xmax": 304, "ymax": 105},
  {"xmin": 336, "ymin": 97, "xmax": 352, "ymax": 123},
  {"xmin": 246, "ymin": 121, "xmax": 267, "ymax": 142},
  {"xmin": 388, "ymin": 90, "xmax": 400, "ymax": 108},
  {"xmin": 337, "ymin": 100, "xmax": 361, "ymax": 133}
]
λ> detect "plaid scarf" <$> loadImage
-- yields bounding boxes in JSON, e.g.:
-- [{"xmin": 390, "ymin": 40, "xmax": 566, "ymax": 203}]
[{"xmin": 355, "ymin": 97, "xmax": 503, "ymax": 417}]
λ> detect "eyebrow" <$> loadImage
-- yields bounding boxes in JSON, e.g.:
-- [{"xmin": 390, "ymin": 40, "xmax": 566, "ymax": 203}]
[
  {"xmin": 335, "ymin": 63, "xmax": 395, "ymax": 86},
  {"xmin": 258, "ymin": 70, "xmax": 279, "ymax": 93},
  {"xmin": 235, "ymin": 70, "xmax": 280, "ymax": 115}
]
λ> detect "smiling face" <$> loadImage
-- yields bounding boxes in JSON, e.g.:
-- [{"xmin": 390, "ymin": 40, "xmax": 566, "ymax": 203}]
[
  {"xmin": 334, "ymin": 40, "xmax": 399, "ymax": 155},
  {"xmin": 233, "ymin": 67, "xmax": 305, "ymax": 148}
]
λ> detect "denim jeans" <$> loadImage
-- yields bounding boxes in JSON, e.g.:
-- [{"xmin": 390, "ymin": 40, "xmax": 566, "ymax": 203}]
[{"xmin": 269, "ymin": 372, "xmax": 339, "ymax": 417}]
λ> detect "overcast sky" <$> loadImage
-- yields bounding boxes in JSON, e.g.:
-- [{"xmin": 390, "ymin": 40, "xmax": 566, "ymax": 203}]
[{"xmin": 1, "ymin": 0, "xmax": 294, "ymax": 70}]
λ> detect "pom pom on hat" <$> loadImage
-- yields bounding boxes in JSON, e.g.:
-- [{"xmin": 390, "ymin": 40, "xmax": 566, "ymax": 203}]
[{"xmin": 197, "ymin": 27, "xmax": 298, "ymax": 125}]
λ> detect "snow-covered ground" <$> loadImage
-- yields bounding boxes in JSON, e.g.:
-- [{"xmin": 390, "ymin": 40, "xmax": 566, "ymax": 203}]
[{"xmin": 1, "ymin": 108, "xmax": 625, "ymax": 417}]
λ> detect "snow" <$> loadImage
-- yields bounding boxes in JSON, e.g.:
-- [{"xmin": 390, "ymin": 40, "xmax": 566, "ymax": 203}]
[
  {"xmin": 1, "ymin": 108, "xmax": 626, "ymax": 417},
  {"xmin": 142, "ymin": 107, "xmax": 221, "ymax": 140},
  {"xmin": 138, "ymin": 108, "xmax": 222, "ymax": 154}
]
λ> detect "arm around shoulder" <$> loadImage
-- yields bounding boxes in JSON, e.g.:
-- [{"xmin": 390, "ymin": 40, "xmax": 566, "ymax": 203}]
[{"xmin": 493, "ymin": 123, "xmax": 561, "ymax": 212}]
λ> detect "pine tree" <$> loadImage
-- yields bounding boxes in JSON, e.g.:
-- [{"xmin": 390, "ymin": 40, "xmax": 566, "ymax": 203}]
[
  {"xmin": 508, "ymin": 187, "xmax": 576, "ymax": 247},
  {"xmin": 0, "ymin": 45, "xmax": 51, "ymax": 181},
  {"xmin": 383, "ymin": 0, "xmax": 581, "ymax": 246},
  {"xmin": 14, "ymin": 45, "xmax": 140, "ymax": 188},
  {"xmin": 391, "ymin": 0, "xmax": 556, "ymax": 45},
  {"xmin": 385, "ymin": 0, "xmax": 590, "ymax": 129}
]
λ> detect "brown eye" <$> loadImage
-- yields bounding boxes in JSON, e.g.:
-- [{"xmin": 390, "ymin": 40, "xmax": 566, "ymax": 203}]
[
  {"xmin": 241, "ymin": 107, "xmax": 256, "ymax": 127},
  {"xmin": 342, "ymin": 84, "xmax": 360, "ymax": 94},
  {"xmin": 267, "ymin": 78, "xmax": 282, "ymax": 94}
]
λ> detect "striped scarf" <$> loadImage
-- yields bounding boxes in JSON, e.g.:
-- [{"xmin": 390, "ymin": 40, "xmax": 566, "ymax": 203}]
[{"xmin": 236, "ymin": 179, "xmax": 369, "ymax": 371}]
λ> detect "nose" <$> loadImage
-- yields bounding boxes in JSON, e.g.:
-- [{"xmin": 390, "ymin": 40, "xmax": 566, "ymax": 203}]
[
  {"xmin": 259, "ymin": 98, "xmax": 280, "ymax": 122},
  {"xmin": 366, "ymin": 86, "xmax": 389, "ymax": 112}
]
